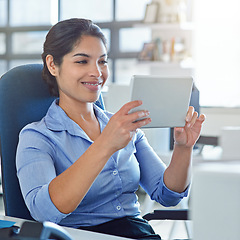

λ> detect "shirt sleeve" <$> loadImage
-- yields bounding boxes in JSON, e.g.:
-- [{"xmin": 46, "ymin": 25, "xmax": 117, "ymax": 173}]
[
  {"xmin": 16, "ymin": 125, "xmax": 70, "ymax": 223},
  {"xmin": 134, "ymin": 130, "xmax": 189, "ymax": 207}
]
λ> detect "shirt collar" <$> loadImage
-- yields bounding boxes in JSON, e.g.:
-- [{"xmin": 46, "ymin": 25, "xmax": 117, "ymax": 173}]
[{"xmin": 45, "ymin": 99, "xmax": 110, "ymax": 140}]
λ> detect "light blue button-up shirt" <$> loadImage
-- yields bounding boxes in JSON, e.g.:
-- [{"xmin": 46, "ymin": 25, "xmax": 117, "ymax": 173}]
[{"xmin": 16, "ymin": 100, "xmax": 188, "ymax": 228}]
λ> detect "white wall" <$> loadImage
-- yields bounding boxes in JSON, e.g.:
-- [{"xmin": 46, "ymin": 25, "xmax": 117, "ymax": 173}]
[
  {"xmin": 200, "ymin": 107, "xmax": 240, "ymax": 137},
  {"xmin": 193, "ymin": 0, "xmax": 240, "ymax": 107}
]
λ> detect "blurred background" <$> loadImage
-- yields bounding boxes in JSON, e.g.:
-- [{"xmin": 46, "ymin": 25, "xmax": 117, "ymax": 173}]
[
  {"xmin": 1, "ymin": 1, "xmax": 240, "ymax": 238},
  {"xmin": 1, "ymin": 0, "xmax": 240, "ymax": 107}
]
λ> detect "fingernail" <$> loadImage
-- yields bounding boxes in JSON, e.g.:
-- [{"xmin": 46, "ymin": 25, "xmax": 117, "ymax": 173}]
[{"xmin": 139, "ymin": 111, "xmax": 149, "ymax": 118}]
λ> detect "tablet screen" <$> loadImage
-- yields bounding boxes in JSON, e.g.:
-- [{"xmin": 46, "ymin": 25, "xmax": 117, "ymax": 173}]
[{"xmin": 130, "ymin": 75, "xmax": 193, "ymax": 128}]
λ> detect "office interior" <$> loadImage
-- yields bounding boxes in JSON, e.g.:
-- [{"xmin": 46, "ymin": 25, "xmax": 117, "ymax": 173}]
[{"xmin": 1, "ymin": 0, "xmax": 240, "ymax": 239}]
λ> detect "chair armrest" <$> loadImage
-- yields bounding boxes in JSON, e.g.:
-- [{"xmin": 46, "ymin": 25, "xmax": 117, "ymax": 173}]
[{"xmin": 143, "ymin": 209, "xmax": 189, "ymax": 221}]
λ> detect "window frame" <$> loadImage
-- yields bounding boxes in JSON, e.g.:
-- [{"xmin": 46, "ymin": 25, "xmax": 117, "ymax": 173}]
[{"xmin": 0, "ymin": 0, "xmax": 144, "ymax": 82}]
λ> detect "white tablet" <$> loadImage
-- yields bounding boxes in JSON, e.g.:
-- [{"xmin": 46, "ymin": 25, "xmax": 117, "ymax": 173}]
[{"xmin": 130, "ymin": 75, "xmax": 193, "ymax": 128}]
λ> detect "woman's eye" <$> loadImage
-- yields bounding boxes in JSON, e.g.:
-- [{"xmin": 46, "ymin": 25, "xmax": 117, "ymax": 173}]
[
  {"xmin": 100, "ymin": 60, "xmax": 108, "ymax": 64},
  {"xmin": 76, "ymin": 60, "xmax": 87, "ymax": 64}
]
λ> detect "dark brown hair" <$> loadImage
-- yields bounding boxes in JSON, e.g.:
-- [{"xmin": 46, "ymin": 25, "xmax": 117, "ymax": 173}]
[{"xmin": 42, "ymin": 18, "xmax": 107, "ymax": 96}]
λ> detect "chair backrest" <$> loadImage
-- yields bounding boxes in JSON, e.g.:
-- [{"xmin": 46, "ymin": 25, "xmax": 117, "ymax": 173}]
[{"xmin": 0, "ymin": 64, "xmax": 105, "ymax": 220}]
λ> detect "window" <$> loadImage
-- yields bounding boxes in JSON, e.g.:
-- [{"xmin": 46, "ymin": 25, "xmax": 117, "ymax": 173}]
[
  {"xmin": 12, "ymin": 32, "xmax": 47, "ymax": 54},
  {"xmin": 101, "ymin": 29, "xmax": 111, "ymax": 51},
  {"xmin": 10, "ymin": 0, "xmax": 54, "ymax": 26},
  {"xmin": 0, "ymin": 0, "xmax": 151, "ymax": 84},
  {"xmin": 0, "ymin": 0, "xmax": 7, "ymax": 26},
  {"xmin": 0, "ymin": 33, "xmax": 6, "ymax": 54},
  {"xmin": 60, "ymin": 0, "xmax": 113, "ymax": 22}
]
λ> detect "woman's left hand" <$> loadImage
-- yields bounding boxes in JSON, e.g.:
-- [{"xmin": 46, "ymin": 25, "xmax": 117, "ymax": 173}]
[{"xmin": 174, "ymin": 106, "xmax": 206, "ymax": 148}]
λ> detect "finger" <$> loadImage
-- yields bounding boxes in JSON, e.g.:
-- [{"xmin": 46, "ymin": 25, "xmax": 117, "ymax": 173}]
[
  {"xmin": 191, "ymin": 113, "xmax": 206, "ymax": 125},
  {"xmin": 198, "ymin": 113, "xmax": 206, "ymax": 123},
  {"xmin": 130, "ymin": 117, "xmax": 152, "ymax": 130},
  {"xmin": 128, "ymin": 110, "xmax": 150, "ymax": 123},
  {"xmin": 185, "ymin": 106, "xmax": 194, "ymax": 122},
  {"xmin": 118, "ymin": 100, "xmax": 143, "ymax": 115},
  {"xmin": 186, "ymin": 111, "xmax": 198, "ymax": 128}
]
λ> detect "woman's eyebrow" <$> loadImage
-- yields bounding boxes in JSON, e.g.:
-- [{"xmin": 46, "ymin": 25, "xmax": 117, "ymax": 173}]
[
  {"xmin": 73, "ymin": 53, "xmax": 107, "ymax": 58},
  {"xmin": 73, "ymin": 53, "xmax": 89, "ymax": 57},
  {"xmin": 100, "ymin": 53, "xmax": 107, "ymax": 58}
]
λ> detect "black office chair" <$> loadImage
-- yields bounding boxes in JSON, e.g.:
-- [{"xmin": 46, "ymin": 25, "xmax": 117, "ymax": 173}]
[{"xmin": 0, "ymin": 64, "xmax": 188, "ymax": 229}]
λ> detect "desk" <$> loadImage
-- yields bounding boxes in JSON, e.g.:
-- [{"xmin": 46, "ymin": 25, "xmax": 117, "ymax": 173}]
[{"xmin": 0, "ymin": 215, "xmax": 131, "ymax": 240}]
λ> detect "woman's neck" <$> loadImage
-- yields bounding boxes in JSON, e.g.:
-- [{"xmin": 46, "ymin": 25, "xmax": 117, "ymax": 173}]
[
  {"xmin": 58, "ymin": 97, "xmax": 96, "ymax": 125},
  {"xmin": 59, "ymin": 97, "xmax": 101, "ymax": 141}
]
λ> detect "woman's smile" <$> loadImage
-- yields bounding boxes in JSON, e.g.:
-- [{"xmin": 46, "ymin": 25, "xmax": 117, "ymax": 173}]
[{"xmin": 82, "ymin": 80, "xmax": 103, "ymax": 91}]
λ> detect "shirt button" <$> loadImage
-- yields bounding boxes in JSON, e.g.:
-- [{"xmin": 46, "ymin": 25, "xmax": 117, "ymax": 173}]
[
  {"xmin": 113, "ymin": 170, "xmax": 118, "ymax": 175},
  {"xmin": 116, "ymin": 206, "xmax": 121, "ymax": 211}
]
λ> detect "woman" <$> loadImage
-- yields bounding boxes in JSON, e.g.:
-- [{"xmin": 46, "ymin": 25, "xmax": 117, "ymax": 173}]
[{"xmin": 16, "ymin": 18, "xmax": 205, "ymax": 239}]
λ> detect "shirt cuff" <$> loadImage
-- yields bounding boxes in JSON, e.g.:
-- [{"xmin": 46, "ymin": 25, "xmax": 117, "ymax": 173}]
[
  {"xmin": 32, "ymin": 183, "xmax": 70, "ymax": 223},
  {"xmin": 160, "ymin": 176, "xmax": 189, "ymax": 206}
]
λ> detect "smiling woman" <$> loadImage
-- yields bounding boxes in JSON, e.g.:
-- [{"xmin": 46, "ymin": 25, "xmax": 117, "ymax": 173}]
[{"xmin": 16, "ymin": 18, "xmax": 205, "ymax": 240}]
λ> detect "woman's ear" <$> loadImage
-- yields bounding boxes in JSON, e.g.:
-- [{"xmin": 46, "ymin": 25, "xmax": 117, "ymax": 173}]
[{"xmin": 46, "ymin": 55, "xmax": 58, "ymax": 76}]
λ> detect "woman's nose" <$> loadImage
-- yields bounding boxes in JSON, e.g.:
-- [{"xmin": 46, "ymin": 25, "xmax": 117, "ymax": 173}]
[{"xmin": 89, "ymin": 63, "xmax": 102, "ymax": 78}]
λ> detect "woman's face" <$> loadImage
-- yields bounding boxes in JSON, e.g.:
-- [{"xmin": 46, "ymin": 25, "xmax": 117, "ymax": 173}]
[{"xmin": 50, "ymin": 35, "xmax": 109, "ymax": 105}]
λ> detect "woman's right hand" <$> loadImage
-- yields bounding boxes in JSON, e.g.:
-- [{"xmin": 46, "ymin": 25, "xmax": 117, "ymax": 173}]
[{"xmin": 100, "ymin": 100, "xmax": 151, "ymax": 154}]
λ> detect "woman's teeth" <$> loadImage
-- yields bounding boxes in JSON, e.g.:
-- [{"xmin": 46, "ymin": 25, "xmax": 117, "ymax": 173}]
[{"xmin": 83, "ymin": 82, "xmax": 101, "ymax": 86}]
